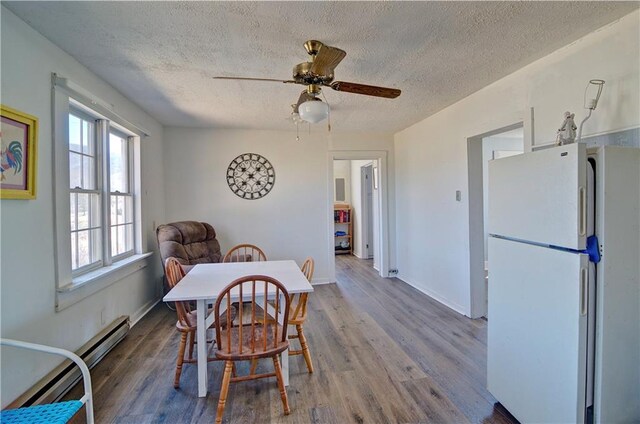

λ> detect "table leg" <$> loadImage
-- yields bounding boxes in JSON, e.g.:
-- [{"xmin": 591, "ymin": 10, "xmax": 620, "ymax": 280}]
[
  {"xmin": 196, "ymin": 299, "xmax": 208, "ymax": 397},
  {"xmin": 282, "ymin": 325, "xmax": 290, "ymax": 386},
  {"xmin": 280, "ymin": 291, "xmax": 289, "ymax": 386}
]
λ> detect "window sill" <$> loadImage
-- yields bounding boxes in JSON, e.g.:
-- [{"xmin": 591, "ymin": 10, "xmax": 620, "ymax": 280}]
[{"xmin": 56, "ymin": 252, "xmax": 154, "ymax": 311}]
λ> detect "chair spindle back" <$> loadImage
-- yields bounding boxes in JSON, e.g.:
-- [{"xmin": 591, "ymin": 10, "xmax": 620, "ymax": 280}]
[
  {"xmin": 290, "ymin": 257, "xmax": 314, "ymax": 322},
  {"xmin": 165, "ymin": 257, "xmax": 192, "ymax": 328},
  {"xmin": 222, "ymin": 244, "xmax": 267, "ymax": 263},
  {"xmin": 214, "ymin": 275, "xmax": 290, "ymax": 357}
]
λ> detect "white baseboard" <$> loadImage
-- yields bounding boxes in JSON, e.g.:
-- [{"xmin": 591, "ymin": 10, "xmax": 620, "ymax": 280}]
[
  {"xmin": 130, "ymin": 297, "xmax": 161, "ymax": 327},
  {"xmin": 397, "ymin": 275, "xmax": 468, "ymax": 317}
]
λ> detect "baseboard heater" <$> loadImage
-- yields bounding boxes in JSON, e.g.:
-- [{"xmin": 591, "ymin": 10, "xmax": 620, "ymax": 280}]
[{"xmin": 6, "ymin": 315, "xmax": 130, "ymax": 409}]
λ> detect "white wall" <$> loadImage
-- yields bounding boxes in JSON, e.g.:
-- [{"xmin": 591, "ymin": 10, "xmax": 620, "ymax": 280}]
[
  {"xmin": 0, "ymin": 8, "xmax": 166, "ymax": 406},
  {"xmin": 394, "ymin": 11, "xmax": 640, "ymax": 316},
  {"xmin": 163, "ymin": 128, "xmax": 395, "ymax": 283}
]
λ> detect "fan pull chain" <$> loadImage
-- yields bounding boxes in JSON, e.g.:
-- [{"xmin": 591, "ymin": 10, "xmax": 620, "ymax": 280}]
[{"xmin": 321, "ymin": 91, "xmax": 332, "ymax": 132}]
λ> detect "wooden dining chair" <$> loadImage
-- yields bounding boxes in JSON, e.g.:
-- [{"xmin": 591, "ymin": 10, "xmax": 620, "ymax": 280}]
[
  {"xmin": 288, "ymin": 257, "xmax": 315, "ymax": 373},
  {"xmin": 222, "ymin": 243, "xmax": 267, "ymax": 263},
  {"xmin": 165, "ymin": 257, "xmax": 235, "ymax": 388},
  {"xmin": 213, "ymin": 275, "xmax": 291, "ymax": 423},
  {"xmin": 250, "ymin": 257, "xmax": 315, "ymax": 375}
]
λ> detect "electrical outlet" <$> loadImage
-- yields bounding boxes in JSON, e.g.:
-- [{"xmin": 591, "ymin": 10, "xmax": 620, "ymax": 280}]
[
  {"xmin": 100, "ymin": 308, "xmax": 106, "ymax": 326},
  {"xmin": 389, "ymin": 269, "xmax": 399, "ymax": 276},
  {"xmin": 456, "ymin": 190, "xmax": 462, "ymax": 201}
]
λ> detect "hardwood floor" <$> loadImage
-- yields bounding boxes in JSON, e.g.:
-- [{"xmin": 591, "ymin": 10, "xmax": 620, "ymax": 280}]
[{"xmin": 67, "ymin": 255, "xmax": 517, "ymax": 423}]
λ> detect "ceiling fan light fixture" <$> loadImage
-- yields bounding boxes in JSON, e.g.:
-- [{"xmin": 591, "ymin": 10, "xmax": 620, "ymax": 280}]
[{"xmin": 298, "ymin": 99, "xmax": 329, "ymax": 123}]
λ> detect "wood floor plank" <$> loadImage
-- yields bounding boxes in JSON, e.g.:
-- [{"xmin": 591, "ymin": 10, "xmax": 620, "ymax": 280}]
[{"xmin": 64, "ymin": 255, "xmax": 516, "ymax": 424}]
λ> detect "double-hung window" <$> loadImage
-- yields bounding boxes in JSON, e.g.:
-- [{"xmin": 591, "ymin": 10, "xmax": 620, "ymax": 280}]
[
  {"xmin": 68, "ymin": 108, "xmax": 136, "ymax": 277},
  {"xmin": 108, "ymin": 130, "xmax": 134, "ymax": 261},
  {"xmin": 54, "ymin": 74, "xmax": 150, "ymax": 310}
]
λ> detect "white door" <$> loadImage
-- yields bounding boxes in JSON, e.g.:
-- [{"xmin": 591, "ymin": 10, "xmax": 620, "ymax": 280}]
[
  {"xmin": 488, "ymin": 143, "xmax": 587, "ymax": 249},
  {"xmin": 487, "ymin": 237, "xmax": 589, "ymax": 423},
  {"xmin": 364, "ymin": 165, "xmax": 374, "ymax": 259}
]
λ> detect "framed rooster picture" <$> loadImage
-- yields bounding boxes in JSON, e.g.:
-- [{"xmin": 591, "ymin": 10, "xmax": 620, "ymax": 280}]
[{"xmin": 1, "ymin": 105, "xmax": 38, "ymax": 199}]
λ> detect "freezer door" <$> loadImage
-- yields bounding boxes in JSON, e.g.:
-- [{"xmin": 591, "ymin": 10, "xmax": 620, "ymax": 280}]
[
  {"xmin": 487, "ymin": 237, "xmax": 589, "ymax": 423},
  {"xmin": 488, "ymin": 143, "xmax": 587, "ymax": 249}
]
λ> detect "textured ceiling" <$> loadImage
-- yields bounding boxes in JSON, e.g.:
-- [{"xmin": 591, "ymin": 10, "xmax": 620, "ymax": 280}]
[{"xmin": 5, "ymin": 1, "xmax": 638, "ymax": 132}]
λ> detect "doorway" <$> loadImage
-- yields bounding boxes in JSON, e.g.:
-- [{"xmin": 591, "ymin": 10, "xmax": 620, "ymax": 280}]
[
  {"xmin": 328, "ymin": 152, "xmax": 389, "ymax": 282},
  {"xmin": 332, "ymin": 159, "xmax": 378, "ymax": 267},
  {"xmin": 467, "ymin": 124, "xmax": 524, "ymax": 318}
]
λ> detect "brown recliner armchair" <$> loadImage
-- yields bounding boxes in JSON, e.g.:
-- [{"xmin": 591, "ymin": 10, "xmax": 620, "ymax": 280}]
[{"xmin": 156, "ymin": 221, "xmax": 222, "ymax": 295}]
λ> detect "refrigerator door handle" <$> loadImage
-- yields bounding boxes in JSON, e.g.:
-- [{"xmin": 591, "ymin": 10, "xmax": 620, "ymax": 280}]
[
  {"xmin": 580, "ymin": 267, "xmax": 588, "ymax": 316},
  {"xmin": 579, "ymin": 186, "xmax": 587, "ymax": 237}
]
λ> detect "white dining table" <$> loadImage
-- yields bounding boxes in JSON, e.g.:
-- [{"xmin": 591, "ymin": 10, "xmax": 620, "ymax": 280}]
[{"xmin": 162, "ymin": 260, "xmax": 314, "ymax": 397}]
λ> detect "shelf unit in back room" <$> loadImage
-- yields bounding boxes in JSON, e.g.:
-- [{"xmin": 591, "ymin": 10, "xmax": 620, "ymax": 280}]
[{"xmin": 334, "ymin": 204, "xmax": 353, "ymax": 255}]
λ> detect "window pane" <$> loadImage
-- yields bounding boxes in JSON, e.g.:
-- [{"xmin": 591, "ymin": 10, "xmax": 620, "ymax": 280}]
[
  {"xmin": 82, "ymin": 121, "xmax": 92, "ymax": 155},
  {"xmin": 69, "ymin": 115, "xmax": 82, "ymax": 153},
  {"xmin": 71, "ymin": 232, "xmax": 78, "ymax": 270},
  {"xmin": 82, "ymin": 155, "xmax": 96, "ymax": 190},
  {"xmin": 70, "ymin": 193, "xmax": 77, "ymax": 231},
  {"xmin": 118, "ymin": 225, "xmax": 126, "ymax": 255},
  {"xmin": 77, "ymin": 230, "xmax": 90, "ymax": 268},
  {"xmin": 110, "ymin": 194, "xmax": 133, "ymax": 226},
  {"xmin": 110, "ymin": 195, "xmax": 118, "ymax": 226},
  {"xmin": 73, "ymin": 228, "xmax": 102, "ymax": 271},
  {"xmin": 109, "ymin": 134, "xmax": 128, "ymax": 192},
  {"xmin": 125, "ymin": 223, "xmax": 133, "ymax": 252},
  {"xmin": 124, "ymin": 196, "xmax": 133, "ymax": 224},
  {"xmin": 111, "ymin": 226, "xmax": 118, "ymax": 257},
  {"xmin": 77, "ymin": 193, "xmax": 89, "ymax": 230},
  {"xmin": 117, "ymin": 196, "xmax": 125, "ymax": 225},
  {"xmin": 90, "ymin": 193, "xmax": 101, "ymax": 228},
  {"xmin": 110, "ymin": 222, "xmax": 134, "ymax": 257},
  {"xmin": 91, "ymin": 228, "xmax": 102, "ymax": 264},
  {"xmin": 69, "ymin": 152, "xmax": 82, "ymax": 189},
  {"xmin": 76, "ymin": 193, "xmax": 100, "ymax": 230}
]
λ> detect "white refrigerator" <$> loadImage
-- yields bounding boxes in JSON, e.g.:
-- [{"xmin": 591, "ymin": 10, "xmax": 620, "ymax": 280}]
[{"xmin": 487, "ymin": 143, "xmax": 640, "ymax": 423}]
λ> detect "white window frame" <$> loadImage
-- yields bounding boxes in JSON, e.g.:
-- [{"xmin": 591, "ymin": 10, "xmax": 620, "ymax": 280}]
[
  {"xmin": 69, "ymin": 107, "xmax": 103, "ymax": 275},
  {"xmin": 53, "ymin": 75, "xmax": 152, "ymax": 311},
  {"xmin": 107, "ymin": 127, "xmax": 136, "ymax": 263}
]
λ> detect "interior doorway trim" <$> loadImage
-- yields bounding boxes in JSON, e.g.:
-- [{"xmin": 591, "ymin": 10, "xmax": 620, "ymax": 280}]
[
  {"xmin": 327, "ymin": 151, "xmax": 389, "ymax": 283},
  {"xmin": 467, "ymin": 122, "xmax": 523, "ymax": 319}
]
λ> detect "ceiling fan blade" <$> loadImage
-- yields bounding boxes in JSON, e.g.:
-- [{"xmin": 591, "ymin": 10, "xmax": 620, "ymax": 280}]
[
  {"xmin": 213, "ymin": 76, "xmax": 296, "ymax": 84},
  {"xmin": 329, "ymin": 81, "xmax": 401, "ymax": 98},
  {"xmin": 294, "ymin": 90, "xmax": 315, "ymax": 113},
  {"xmin": 310, "ymin": 44, "xmax": 346, "ymax": 76}
]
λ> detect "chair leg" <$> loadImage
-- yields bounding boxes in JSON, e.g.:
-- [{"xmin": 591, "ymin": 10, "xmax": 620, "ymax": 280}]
[
  {"xmin": 187, "ymin": 330, "xmax": 195, "ymax": 360},
  {"xmin": 272, "ymin": 355, "xmax": 290, "ymax": 415},
  {"xmin": 174, "ymin": 332, "xmax": 188, "ymax": 388},
  {"xmin": 249, "ymin": 358, "xmax": 258, "ymax": 375},
  {"xmin": 297, "ymin": 324, "xmax": 314, "ymax": 373},
  {"xmin": 232, "ymin": 362, "xmax": 237, "ymax": 378},
  {"xmin": 216, "ymin": 361, "xmax": 233, "ymax": 424}
]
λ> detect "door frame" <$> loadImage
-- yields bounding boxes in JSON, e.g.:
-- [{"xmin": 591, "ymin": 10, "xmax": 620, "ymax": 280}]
[
  {"xmin": 327, "ymin": 151, "xmax": 389, "ymax": 282},
  {"xmin": 467, "ymin": 122, "xmax": 524, "ymax": 318}
]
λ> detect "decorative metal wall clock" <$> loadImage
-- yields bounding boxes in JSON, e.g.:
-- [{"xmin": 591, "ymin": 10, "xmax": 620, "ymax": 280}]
[{"xmin": 226, "ymin": 153, "xmax": 275, "ymax": 200}]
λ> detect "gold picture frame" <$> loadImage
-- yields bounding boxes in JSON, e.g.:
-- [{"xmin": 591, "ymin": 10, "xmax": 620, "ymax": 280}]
[{"xmin": 1, "ymin": 105, "xmax": 38, "ymax": 199}]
